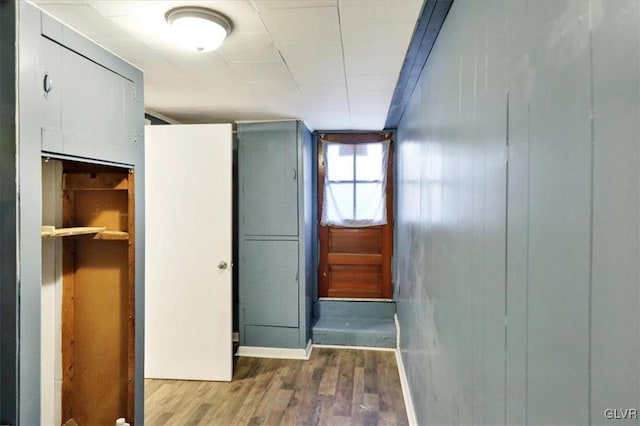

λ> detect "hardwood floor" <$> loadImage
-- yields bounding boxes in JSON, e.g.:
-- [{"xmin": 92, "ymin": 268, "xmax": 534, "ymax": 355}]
[{"xmin": 145, "ymin": 347, "xmax": 409, "ymax": 425}]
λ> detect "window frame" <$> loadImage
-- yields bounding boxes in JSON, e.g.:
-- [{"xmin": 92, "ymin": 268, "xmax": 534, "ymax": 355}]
[{"xmin": 323, "ymin": 141, "xmax": 388, "ymax": 223}]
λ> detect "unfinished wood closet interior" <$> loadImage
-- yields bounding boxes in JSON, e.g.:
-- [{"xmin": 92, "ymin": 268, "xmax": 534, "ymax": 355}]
[{"xmin": 41, "ymin": 158, "xmax": 135, "ymax": 426}]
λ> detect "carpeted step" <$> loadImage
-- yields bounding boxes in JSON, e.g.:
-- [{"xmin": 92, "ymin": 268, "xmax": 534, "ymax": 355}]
[{"xmin": 312, "ymin": 316, "xmax": 396, "ymax": 348}]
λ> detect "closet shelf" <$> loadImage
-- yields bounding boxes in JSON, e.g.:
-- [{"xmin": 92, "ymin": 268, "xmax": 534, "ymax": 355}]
[
  {"xmin": 92, "ymin": 231, "xmax": 129, "ymax": 240},
  {"xmin": 41, "ymin": 226, "xmax": 129, "ymax": 240}
]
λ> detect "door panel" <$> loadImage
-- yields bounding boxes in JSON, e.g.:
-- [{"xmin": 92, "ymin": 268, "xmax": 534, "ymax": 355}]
[
  {"xmin": 240, "ymin": 122, "xmax": 298, "ymax": 237},
  {"xmin": 328, "ymin": 264, "xmax": 382, "ymax": 296},
  {"xmin": 329, "ymin": 228, "xmax": 381, "ymax": 253},
  {"xmin": 241, "ymin": 240, "xmax": 299, "ymax": 327},
  {"xmin": 144, "ymin": 124, "xmax": 232, "ymax": 381},
  {"xmin": 40, "ymin": 37, "xmax": 139, "ymax": 161}
]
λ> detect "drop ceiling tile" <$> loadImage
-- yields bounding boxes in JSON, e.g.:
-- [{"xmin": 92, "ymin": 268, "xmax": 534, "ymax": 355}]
[
  {"xmin": 257, "ymin": 4, "xmax": 340, "ymax": 45},
  {"xmin": 278, "ymin": 42, "xmax": 344, "ymax": 87},
  {"xmin": 108, "ymin": 14, "xmax": 181, "ymax": 50},
  {"xmin": 347, "ymin": 113, "xmax": 386, "ymax": 131},
  {"xmin": 164, "ymin": 90, "xmax": 233, "ymax": 109},
  {"xmin": 254, "ymin": 1, "xmax": 336, "ymax": 11},
  {"xmin": 349, "ymin": 90, "xmax": 394, "ymax": 109},
  {"xmin": 345, "ymin": 52, "xmax": 406, "ymax": 75},
  {"xmin": 246, "ymin": 79, "xmax": 300, "ymax": 97},
  {"xmin": 346, "ymin": 74, "xmax": 399, "ymax": 91},
  {"xmin": 341, "ymin": 22, "xmax": 415, "ymax": 54},
  {"xmin": 311, "ymin": 96, "xmax": 351, "ymax": 130},
  {"xmin": 348, "ymin": 90, "xmax": 394, "ymax": 130},
  {"xmin": 301, "ymin": 84, "xmax": 348, "ymax": 100},
  {"xmin": 155, "ymin": 49, "xmax": 244, "ymax": 87},
  {"xmin": 144, "ymin": 82, "xmax": 175, "ymax": 109},
  {"xmin": 231, "ymin": 61, "xmax": 294, "ymax": 83},
  {"xmin": 143, "ymin": 64, "xmax": 201, "ymax": 94},
  {"xmin": 251, "ymin": 85, "xmax": 310, "ymax": 118},
  {"xmin": 338, "ymin": 0, "xmax": 423, "ymax": 24},
  {"xmin": 264, "ymin": 99, "xmax": 310, "ymax": 120},
  {"xmin": 217, "ymin": 33, "xmax": 281, "ymax": 64},
  {"xmin": 97, "ymin": 39, "xmax": 169, "ymax": 68},
  {"xmin": 35, "ymin": 3, "xmax": 132, "ymax": 42},
  {"xmin": 194, "ymin": 1, "xmax": 269, "ymax": 34},
  {"xmin": 87, "ymin": 0, "xmax": 166, "ymax": 18},
  {"xmin": 312, "ymin": 113, "xmax": 352, "ymax": 131},
  {"xmin": 212, "ymin": 91, "xmax": 268, "ymax": 110}
]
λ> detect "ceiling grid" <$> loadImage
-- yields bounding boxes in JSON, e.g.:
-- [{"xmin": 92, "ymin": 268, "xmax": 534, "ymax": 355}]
[{"xmin": 33, "ymin": 0, "xmax": 424, "ymax": 130}]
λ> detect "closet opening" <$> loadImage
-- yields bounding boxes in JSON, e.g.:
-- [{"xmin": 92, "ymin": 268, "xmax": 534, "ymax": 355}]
[{"xmin": 41, "ymin": 158, "xmax": 135, "ymax": 425}]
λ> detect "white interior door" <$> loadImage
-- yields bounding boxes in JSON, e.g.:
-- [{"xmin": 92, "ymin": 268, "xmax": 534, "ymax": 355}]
[{"xmin": 144, "ymin": 123, "xmax": 232, "ymax": 381}]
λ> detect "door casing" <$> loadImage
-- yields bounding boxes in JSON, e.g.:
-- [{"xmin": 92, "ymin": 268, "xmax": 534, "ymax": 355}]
[{"xmin": 317, "ymin": 133, "xmax": 394, "ymax": 299}]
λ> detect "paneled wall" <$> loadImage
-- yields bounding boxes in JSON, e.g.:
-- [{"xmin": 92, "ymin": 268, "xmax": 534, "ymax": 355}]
[{"xmin": 395, "ymin": 1, "xmax": 640, "ymax": 424}]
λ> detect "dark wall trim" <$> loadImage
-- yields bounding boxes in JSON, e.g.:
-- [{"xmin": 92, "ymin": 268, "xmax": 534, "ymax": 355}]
[
  {"xmin": 0, "ymin": 1, "xmax": 17, "ymax": 424},
  {"xmin": 384, "ymin": 0, "xmax": 453, "ymax": 129}
]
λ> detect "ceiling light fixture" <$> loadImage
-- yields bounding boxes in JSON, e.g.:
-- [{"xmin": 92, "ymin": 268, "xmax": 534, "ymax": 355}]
[{"xmin": 165, "ymin": 6, "xmax": 232, "ymax": 52}]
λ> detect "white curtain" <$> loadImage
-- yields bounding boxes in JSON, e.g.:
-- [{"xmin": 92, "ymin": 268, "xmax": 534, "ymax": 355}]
[{"xmin": 321, "ymin": 140, "xmax": 390, "ymax": 227}]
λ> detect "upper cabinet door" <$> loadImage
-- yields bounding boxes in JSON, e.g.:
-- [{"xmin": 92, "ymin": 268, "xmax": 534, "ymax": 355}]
[
  {"xmin": 38, "ymin": 25, "xmax": 143, "ymax": 164},
  {"xmin": 240, "ymin": 121, "xmax": 299, "ymax": 237}
]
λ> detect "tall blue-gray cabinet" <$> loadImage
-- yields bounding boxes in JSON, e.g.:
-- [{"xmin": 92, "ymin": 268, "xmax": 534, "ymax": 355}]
[
  {"xmin": 0, "ymin": 2, "xmax": 145, "ymax": 424},
  {"xmin": 238, "ymin": 121, "xmax": 315, "ymax": 353}
]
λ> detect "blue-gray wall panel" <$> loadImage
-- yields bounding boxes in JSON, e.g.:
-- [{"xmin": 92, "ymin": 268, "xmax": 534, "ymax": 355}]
[
  {"xmin": 526, "ymin": 3, "xmax": 592, "ymax": 423},
  {"xmin": 396, "ymin": 1, "xmax": 639, "ymax": 424},
  {"xmin": 504, "ymin": 1, "xmax": 529, "ymax": 424},
  {"xmin": 591, "ymin": 2, "xmax": 640, "ymax": 423},
  {"xmin": 397, "ymin": 1, "xmax": 509, "ymax": 423}
]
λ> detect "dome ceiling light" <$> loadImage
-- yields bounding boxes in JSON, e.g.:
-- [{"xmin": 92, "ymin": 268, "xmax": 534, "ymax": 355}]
[{"xmin": 165, "ymin": 6, "xmax": 232, "ymax": 52}]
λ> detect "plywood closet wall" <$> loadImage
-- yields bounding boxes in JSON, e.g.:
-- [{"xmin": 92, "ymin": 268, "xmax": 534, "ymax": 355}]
[{"xmin": 42, "ymin": 159, "xmax": 135, "ymax": 426}]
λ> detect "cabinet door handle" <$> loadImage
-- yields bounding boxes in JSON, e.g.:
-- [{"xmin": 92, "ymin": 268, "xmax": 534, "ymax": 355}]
[
  {"xmin": 293, "ymin": 168, "xmax": 297, "ymax": 180},
  {"xmin": 43, "ymin": 73, "xmax": 53, "ymax": 95}
]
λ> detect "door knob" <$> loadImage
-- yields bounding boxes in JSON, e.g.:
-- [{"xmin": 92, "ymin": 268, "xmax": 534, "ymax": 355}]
[{"xmin": 218, "ymin": 261, "xmax": 228, "ymax": 270}]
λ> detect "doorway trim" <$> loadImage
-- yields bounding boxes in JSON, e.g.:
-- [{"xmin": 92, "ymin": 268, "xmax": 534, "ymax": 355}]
[{"xmin": 317, "ymin": 132, "xmax": 394, "ymax": 299}]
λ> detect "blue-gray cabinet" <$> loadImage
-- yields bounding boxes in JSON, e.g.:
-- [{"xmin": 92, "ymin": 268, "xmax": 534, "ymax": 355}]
[
  {"xmin": 0, "ymin": 2, "xmax": 145, "ymax": 424},
  {"xmin": 238, "ymin": 121, "xmax": 315, "ymax": 351}
]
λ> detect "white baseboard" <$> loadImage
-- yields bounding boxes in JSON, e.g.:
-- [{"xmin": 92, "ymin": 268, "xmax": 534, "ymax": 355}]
[
  {"xmin": 394, "ymin": 313, "xmax": 417, "ymax": 426},
  {"xmin": 317, "ymin": 297, "xmax": 395, "ymax": 302},
  {"xmin": 236, "ymin": 339, "xmax": 312, "ymax": 360},
  {"xmin": 312, "ymin": 343, "xmax": 395, "ymax": 352}
]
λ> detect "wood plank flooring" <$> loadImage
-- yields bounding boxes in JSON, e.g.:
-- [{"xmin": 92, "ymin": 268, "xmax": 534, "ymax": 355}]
[{"xmin": 145, "ymin": 347, "xmax": 408, "ymax": 426}]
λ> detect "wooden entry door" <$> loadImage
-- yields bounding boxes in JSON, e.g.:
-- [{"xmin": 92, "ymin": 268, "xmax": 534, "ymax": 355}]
[{"xmin": 318, "ymin": 133, "xmax": 393, "ymax": 299}]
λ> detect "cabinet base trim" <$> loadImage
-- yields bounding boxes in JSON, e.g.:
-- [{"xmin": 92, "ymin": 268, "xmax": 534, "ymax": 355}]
[{"xmin": 236, "ymin": 339, "xmax": 312, "ymax": 360}]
